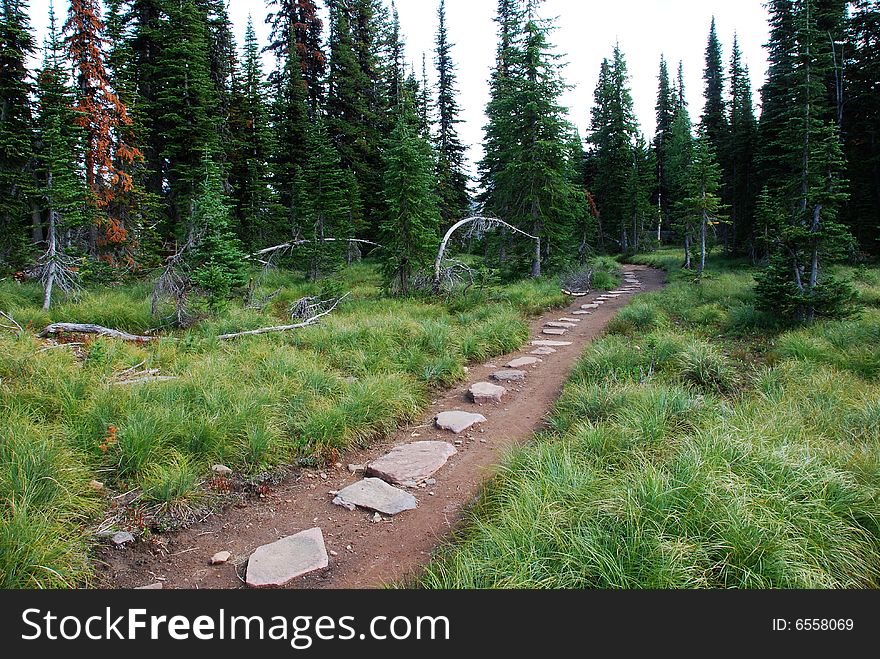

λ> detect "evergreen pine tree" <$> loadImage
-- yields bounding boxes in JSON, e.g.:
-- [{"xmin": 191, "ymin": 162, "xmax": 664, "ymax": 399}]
[
  {"xmin": 381, "ymin": 93, "xmax": 439, "ymax": 294},
  {"xmin": 265, "ymin": 0, "xmax": 325, "ymax": 116},
  {"xmin": 0, "ymin": 0, "xmax": 36, "ymax": 267},
  {"xmin": 666, "ymin": 74, "xmax": 696, "ymax": 268},
  {"xmin": 755, "ymin": 0, "xmax": 855, "ymax": 321},
  {"xmin": 588, "ymin": 46, "xmax": 642, "ymax": 252},
  {"xmin": 701, "ymin": 18, "xmax": 728, "ymax": 155},
  {"xmin": 229, "ymin": 17, "xmax": 277, "ymax": 249},
  {"xmin": 726, "ymin": 35, "xmax": 758, "ymax": 254},
  {"xmin": 654, "ymin": 55, "xmax": 676, "ymax": 234},
  {"xmin": 154, "ymin": 0, "xmax": 219, "ymax": 239},
  {"xmin": 189, "ymin": 154, "xmax": 248, "ymax": 309},
  {"xmin": 683, "ymin": 131, "xmax": 724, "ymax": 273},
  {"xmin": 34, "ymin": 4, "xmax": 91, "ymax": 308},
  {"xmin": 434, "ymin": 0, "xmax": 470, "ymax": 227},
  {"xmin": 300, "ymin": 118, "xmax": 359, "ymax": 280}
]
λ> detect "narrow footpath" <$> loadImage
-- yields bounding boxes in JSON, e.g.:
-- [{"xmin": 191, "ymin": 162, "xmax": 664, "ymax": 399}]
[{"xmin": 100, "ymin": 265, "xmax": 665, "ymax": 590}]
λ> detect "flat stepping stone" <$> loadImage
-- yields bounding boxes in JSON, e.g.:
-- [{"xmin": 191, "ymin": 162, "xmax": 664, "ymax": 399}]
[
  {"xmin": 507, "ymin": 356, "xmax": 542, "ymax": 369},
  {"xmin": 246, "ymin": 528, "xmax": 328, "ymax": 588},
  {"xmin": 531, "ymin": 340, "xmax": 573, "ymax": 347},
  {"xmin": 435, "ymin": 410, "xmax": 487, "ymax": 434},
  {"xmin": 542, "ymin": 328, "xmax": 567, "ymax": 336},
  {"xmin": 530, "ymin": 347, "xmax": 557, "ymax": 355},
  {"xmin": 559, "ymin": 318, "xmax": 582, "ymax": 323},
  {"xmin": 581, "ymin": 303, "xmax": 600, "ymax": 309},
  {"xmin": 469, "ymin": 382, "xmax": 507, "ymax": 404},
  {"xmin": 545, "ymin": 322, "xmax": 577, "ymax": 329},
  {"xmin": 332, "ymin": 478, "xmax": 417, "ymax": 515},
  {"xmin": 492, "ymin": 370, "xmax": 527, "ymax": 382},
  {"xmin": 367, "ymin": 441, "xmax": 457, "ymax": 485},
  {"xmin": 572, "ymin": 310, "xmax": 593, "ymax": 315}
]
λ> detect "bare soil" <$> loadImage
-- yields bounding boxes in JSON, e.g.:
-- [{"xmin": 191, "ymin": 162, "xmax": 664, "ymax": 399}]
[{"xmin": 97, "ymin": 265, "xmax": 665, "ymax": 590}]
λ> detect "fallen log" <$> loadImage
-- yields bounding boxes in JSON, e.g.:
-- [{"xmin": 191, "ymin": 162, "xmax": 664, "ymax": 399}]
[
  {"xmin": 217, "ymin": 293, "xmax": 350, "ymax": 341},
  {"xmin": 112, "ymin": 376, "xmax": 179, "ymax": 386},
  {"xmin": 38, "ymin": 323, "xmax": 158, "ymax": 343}
]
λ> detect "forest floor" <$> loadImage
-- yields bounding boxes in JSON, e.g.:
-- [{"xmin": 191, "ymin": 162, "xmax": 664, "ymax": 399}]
[{"xmin": 97, "ymin": 264, "xmax": 666, "ymax": 589}]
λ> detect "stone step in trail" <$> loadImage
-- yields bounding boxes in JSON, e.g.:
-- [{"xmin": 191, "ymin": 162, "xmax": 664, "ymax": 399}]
[
  {"xmin": 542, "ymin": 328, "xmax": 567, "ymax": 336},
  {"xmin": 492, "ymin": 369, "xmax": 527, "ymax": 382},
  {"xmin": 507, "ymin": 356, "xmax": 542, "ymax": 369},
  {"xmin": 332, "ymin": 478, "xmax": 418, "ymax": 516},
  {"xmin": 531, "ymin": 340, "xmax": 573, "ymax": 347},
  {"xmin": 246, "ymin": 528, "xmax": 329, "ymax": 588},
  {"xmin": 581, "ymin": 303, "xmax": 601, "ymax": 310},
  {"xmin": 469, "ymin": 382, "xmax": 507, "ymax": 404},
  {"xmin": 435, "ymin": 411, "xmax": 487, "ymax": 434},
  {"xmin": 530, "ymin": 346, "xmax": 557, "ymax": 355},
  {"xmin": 367, "ymin": 441, "xmax": 457, "ymax": 486},
  {"xmin": 545, "ymin": 322, "xmax": 577, "ymax": 329},
  {"xmin": 572, "ymin": 310, "xmax": 593, "ymax": 316},
  {"xmin": 559, "ymin": 318, "xmax": 582, "ymax": 323}
]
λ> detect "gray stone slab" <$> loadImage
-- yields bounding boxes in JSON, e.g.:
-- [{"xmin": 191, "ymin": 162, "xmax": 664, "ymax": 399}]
[
  {"xmin": 492, "ymin": 370, "xmax": 527, "ymax": 382},
  {"xmin": 246, "ymin": 528, "xmax": 328, "ymax": 588},
  {"xmin": 581, "ymin": 303, "xmax": 600, "ymax": 309},
  {"xmin": 571, "ymin": 311, "xmax": 593, "ymax": 316},
  {"xmin": 112, "ymin": 531, "xmax": 135, "ymax": 547},
  {"xmin": 469, "ymin": 382, "xmax": 507, "ymax": 404},
  {"xmin": 507, "ymin": 356, "xmax": 542, "ymax": 369},
  {"xmin": 435, "ymin": 411, "xmax": 487, "ymax": 434},
  {"xmin": 367, "ymin": 441, "xmax": 457, "ymax": 486},
  {"xmin": 542, "ymin": 328, "xmax": 567, "ymax": 336},
  {"xmin": 559, "ymin": 318, "xmax": 582, "ymax": 323},
  {"xmin": 332, "ymin": 478, "xmax": 418, "ymax": 515},
  {"xmin": 545, "ymin": 322, "xmax": 577, "ymax": 329},
  {"xmin": 530, "ymin": 347, "xmax": 557, "ymax": 355},
  {"xmin": 531, "ymin": 340, "xmax": 573, "ymax": 347}
]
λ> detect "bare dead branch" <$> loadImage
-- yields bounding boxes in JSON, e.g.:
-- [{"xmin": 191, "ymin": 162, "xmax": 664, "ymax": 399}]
[
  {"xmin": 0, "ymin": 310, "xmax": 24, "ymax": 335},
  {"xmin": 217, "ymin": 293, "xmax": 350, "ymax": 341},
  {"xmin": 112, "ymin": 376, "xmax": 179, "ymax": 386},
  {"xmin": 253, "ymin": 238, "xmax": 383, "ymax": 259},
  {"xmin": 38, "ymin": 323, "xmax": 158, "ymax": 343}
]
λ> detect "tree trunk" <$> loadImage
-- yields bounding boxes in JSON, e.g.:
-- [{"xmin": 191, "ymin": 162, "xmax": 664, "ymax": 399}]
[
  {"xmin": 31, "ymin": 204, "xmax": 44, "ymax": 245},
  {"xmin": 683, "ymin": 233, "xmax": 692, "ymax": 270}
]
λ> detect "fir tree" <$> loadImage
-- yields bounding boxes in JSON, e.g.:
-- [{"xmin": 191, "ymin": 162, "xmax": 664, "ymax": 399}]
[
  {"xmin": 683, "ymin": 132, "xmax": 724, "ymax": 274},
  {"xmin": 154, "ymin": 0, "xmax": 219, "ymax": 239},
  {"xmin": 654, "ymin": 55, "xmax": 676, "ymax": 231},
  {"xmin": 434, "ymin": 0, "xmax": 470, "ymax": 226},
  {"xmin": 588, "ymin": 46, "xmax": 642, "ymax": 252},
  {"xmin": 34, "ymin": 4, "xmax": 90, "ymax": 308},
  {"xmin": 381, "ymin": 94, "xmax": 439, "ymax": 295},
  {"xmin": 265, "ymin": 0, "xmax": 325, "ymax": 116},
  {"xmin": 64, "ymin": 0, "xmax": 144, "ymax": 259},
  {"xmin": 229, "ymin": 17, "xmax": 277, "ymax": 248},
  {"xmin": 756, "ymin": 0, "xmax": 855, "ymax": 321},
  {"xmin": 189, "ymin": 154, "xmax": 248, "ymax": 309},
  {"xmin": 300, "ymin": 118, "xmax": 359, "ymax": 280},
  {"xmin": 0, "ymin": 0, "xmax": 36, "ymax": 267},
  {"xmin": 701, "ymin": 18, "xmax": 728, "ymax": 155},
  {"xmin": 726, "ymin": 35, "xmax": 758, "ymax": 254},
  {"xmin": 666, "ymin": 77, "xmax": 695, "ymax": 268}
]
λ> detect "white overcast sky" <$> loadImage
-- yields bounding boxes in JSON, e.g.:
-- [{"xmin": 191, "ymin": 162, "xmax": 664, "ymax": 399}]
[{"xmin": 30, "ymin": 1, "xmax": 771, "ymax": 174}]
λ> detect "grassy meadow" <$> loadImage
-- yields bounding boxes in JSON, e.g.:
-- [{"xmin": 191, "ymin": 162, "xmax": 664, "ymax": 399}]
[
  {"xmin": 0, "ymin": 259, "xmax": 602, "ymax": 588},
  {"xmin": 418, "ymin": 250, "xmax": 880, "ymax": 589}
]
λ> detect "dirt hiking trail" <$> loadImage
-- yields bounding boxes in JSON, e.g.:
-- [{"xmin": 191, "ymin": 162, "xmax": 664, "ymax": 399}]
[{"xmin": 99, "ymin": 265, "xmax": 665, "ymax": 590}]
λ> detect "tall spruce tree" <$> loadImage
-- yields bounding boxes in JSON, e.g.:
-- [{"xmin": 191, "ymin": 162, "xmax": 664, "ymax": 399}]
[
  {"xmin": 667, "ymin": 72, "xmax": 696, "ymax": 268},
  {"xmin": 154, "ymin": 0, "xmax": 219, "ymax": 240},
  {"xmin": 756, "ymin": 0, "xmax": 854, "ymax": 321},
  {"xmin": 300, "ymin": 118, "xmax": 359, "ymax": 280},
  {"xmin": 726, "ymin": 35, "xmax": 758, "ymax": 254},
  {"xmin": 34, "ymin": 4, "xmax": 91, "ymax": 308},
  {"xmin": 684, "ymin": 131, "xmax": 724, "ymax": 274},
  {"xmin": 0, "ymin": 0, "xmax": 37, "ymax": 267},
  {"xmin": 229, "ymin": 17, "xmax": 277, "ymax": 249},
  {"xmin": 843, "ymin": 0, "xmax": 880, "ymax": 249},
  {"xmin": 265, "ymin": 0, "xmax": 325, "ymax": 116},
  {"xmin": 654, "ymin": 55, "xmax": 676, "ymax": 233},
  {"xmin": 381, "ymin": 93, "xmax": 439, "ymax": 295},
  {"xmin": 588, "ymin": 46, "xmax": 642, "ymax": 252},
  {"xmin": 481, "ymin": 1, "xmax": 586, "ymax": 274},
  {"xmin": 701, "ymin": 18, "xmax": 728, "ymax": 155},
  {"xmin": 434, "ymin": 0, "xmax": 470, "ymax": 227}
]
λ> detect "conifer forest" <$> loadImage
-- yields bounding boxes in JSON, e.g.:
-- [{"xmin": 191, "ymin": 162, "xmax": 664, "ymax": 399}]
[{"xmin": 1, "ymin": 0, "xmax": 879, "ymax": 592}]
